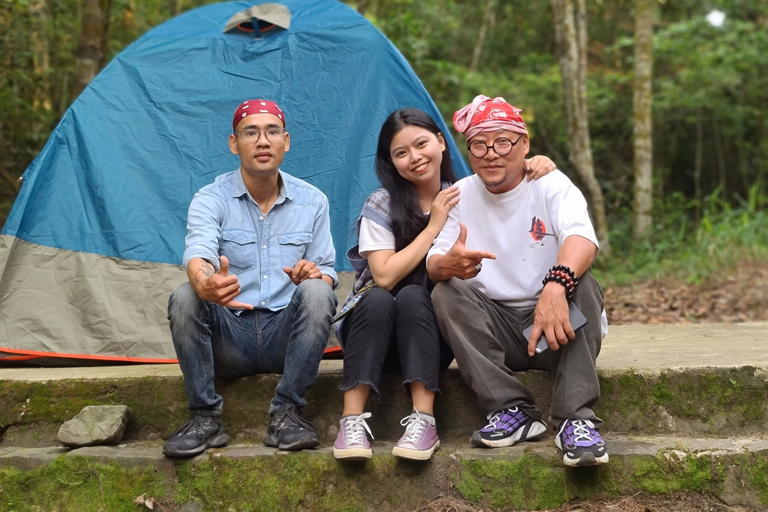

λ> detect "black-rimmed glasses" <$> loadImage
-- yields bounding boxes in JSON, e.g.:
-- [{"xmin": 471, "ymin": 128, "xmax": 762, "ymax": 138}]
[
  {"xmin": 235, "ymin": 127, "xmax": 286, "ymax": 143},
  {"xmin": 467, "ymin": 133, "xmax": 524, "ymax": 158}
]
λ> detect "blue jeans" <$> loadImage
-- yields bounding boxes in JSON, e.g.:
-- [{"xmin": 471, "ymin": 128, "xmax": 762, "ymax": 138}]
[{"xmin": 168, "ymin": 279, "xmax": 337, "ymax": 414}]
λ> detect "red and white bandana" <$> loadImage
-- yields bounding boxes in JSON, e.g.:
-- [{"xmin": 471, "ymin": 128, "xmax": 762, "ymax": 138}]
[
  {"xmin": 453, "ymin": 95, "xmax": 528, "ymax": 140},
  {"xmin": 232, "ymin": 99, "xmax": 285, "ymax": 131}
]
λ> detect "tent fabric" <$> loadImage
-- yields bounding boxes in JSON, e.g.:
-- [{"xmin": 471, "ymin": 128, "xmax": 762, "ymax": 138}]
[
  {"xmin": 0, "ymin": 0, "xmax": 470, "ymax": 364},
  {"xmin": 0, "ymin": 235, "xmax": 186, "ymax": 362}
]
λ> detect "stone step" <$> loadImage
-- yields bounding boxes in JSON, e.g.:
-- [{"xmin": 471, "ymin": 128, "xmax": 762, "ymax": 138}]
[
  {"xmin": 2, "ymin": 323, "xmax": 768, "ymax": 446},
  {"xmin": 1, "ymin": 435, "xmax": 767, "ymax": 510},
  {"xmin": 2, "ymin": 323, "xmax": 767, "ymax": 510}
]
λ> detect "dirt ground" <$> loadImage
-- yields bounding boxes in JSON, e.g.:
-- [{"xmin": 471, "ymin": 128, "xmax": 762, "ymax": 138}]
[
  {"xmin": 604, "ymin": 261, "xmax": 768, "ymax": 325},
  {"xmin": 415, "ymin": 493, "xmax": 762, "ymax": 512}
]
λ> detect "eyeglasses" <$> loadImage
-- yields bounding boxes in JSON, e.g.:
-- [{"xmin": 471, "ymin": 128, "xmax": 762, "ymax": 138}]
[
  {"xmin": 235, "ymin": 127, "xmax": 286, "ymax": 143},
  {"xmin": 467, "ymin": 133, "xmax": 524, "ymax": 158}
]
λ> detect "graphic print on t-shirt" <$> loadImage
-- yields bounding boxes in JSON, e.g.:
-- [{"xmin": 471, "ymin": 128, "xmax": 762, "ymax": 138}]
[{"xmin": 528, "ymin": 216, "xmax": 556, "ymax": 247}]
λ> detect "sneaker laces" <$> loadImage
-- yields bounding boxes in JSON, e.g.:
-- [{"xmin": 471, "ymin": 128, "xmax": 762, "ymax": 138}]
[
  {"xmin": 343, "ymin": 412, "xmax": 373, "ymax": 443},
  {"xmin": 482, "ymin": 407, "xmax": 520, "ymax": 431},
  {"xmin": 165, "ymin": 413, "xmax": 215, "ymax": 441},
  {"xmin": 399, "ymin": 411, "xmax": 428, "ymax": 444},
  {"xmin": 559, "ymin": 419, "xmax": 600, "ymax": 446},
  {"xmin": 571, "ymin": 420, "xmax": 595, "ymax": 443},
  {"xmin": 278, "ymin": 406, "xmax": 319, "ymax": 434}
]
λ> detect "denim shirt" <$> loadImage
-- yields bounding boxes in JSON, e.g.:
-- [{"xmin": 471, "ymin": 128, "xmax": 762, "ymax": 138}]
[{"xmin": 183, "ymin": 169, "xmax": 337, "ymax": 311}]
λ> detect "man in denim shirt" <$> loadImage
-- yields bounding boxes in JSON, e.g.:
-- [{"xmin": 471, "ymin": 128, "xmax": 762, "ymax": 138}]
[{"xmin": 163, "ymin": 99, "xmax": 338, "ymax": 458}]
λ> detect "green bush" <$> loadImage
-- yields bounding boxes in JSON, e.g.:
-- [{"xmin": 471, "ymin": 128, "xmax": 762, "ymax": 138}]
[{"xmin": 594, "ymin": 185, "xmax": 768, "ymax": 287}]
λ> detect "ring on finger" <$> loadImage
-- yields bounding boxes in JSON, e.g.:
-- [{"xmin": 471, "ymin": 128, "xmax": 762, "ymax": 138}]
[{"xmin": 475, "ymin": 263, "xmax": 482, "ymax": 273}]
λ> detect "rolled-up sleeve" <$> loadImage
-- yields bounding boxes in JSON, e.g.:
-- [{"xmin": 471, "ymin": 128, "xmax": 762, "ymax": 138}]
[
  {"xmin": 182, "ymin": 187, "xmax": 223, "ymax": 271},
  {"xmin": 305, "ymin": 195, "xmax": 338, "ymax": 288}
]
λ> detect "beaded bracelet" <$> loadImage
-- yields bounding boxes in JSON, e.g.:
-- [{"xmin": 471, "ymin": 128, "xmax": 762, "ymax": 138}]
[
  {"xmin": 541, "ymin": 265, "xmax": 579, "ymax": 301},
  {"xmin": 552, "ymin": 264, "xmax": 579, "ymax": 286}
]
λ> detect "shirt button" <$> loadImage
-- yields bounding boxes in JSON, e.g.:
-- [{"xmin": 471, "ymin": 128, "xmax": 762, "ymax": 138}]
[
  {"xmin": 260, "ymin": 301, "xmax": 266, "ymax": 305},
  {"xmin": 263, "ymin": 245, "xmax": 267, "ymax": 249},
  {"xmin": 263, "ymin": 275, "xmax": 268, "ymax": 279},
  {"xmin": 259, "ymin": 216, "xmax": 264, "ymax": 220}
]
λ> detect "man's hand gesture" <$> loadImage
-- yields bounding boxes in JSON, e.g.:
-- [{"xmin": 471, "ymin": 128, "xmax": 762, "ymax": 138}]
[
  {"xmin": 283, "ymin": 259, "xmax": 323, "ymax": 285},
  {"xmin": 438, "ymin": 223, "xmax": 496, "ymax": 280},
  {"xmin": 526, "ymin": 282, "xmax": 574, "ymax": 356},
  {"xmin": 195, "ymin": 256, "xmax": 253, "ymax": 310}
]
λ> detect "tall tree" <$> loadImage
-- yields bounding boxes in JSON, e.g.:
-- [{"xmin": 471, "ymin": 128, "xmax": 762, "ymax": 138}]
[
  {"xmin": 71, "ymin": 0, "xmax": 111, "ymax": 101},
  {"xmin": 550, "ymin": 0, "xmax": 611, "ymax": 256},
  {"xmin": 632, "ymin": 0, "xmax": 654, "ymax": 239}
]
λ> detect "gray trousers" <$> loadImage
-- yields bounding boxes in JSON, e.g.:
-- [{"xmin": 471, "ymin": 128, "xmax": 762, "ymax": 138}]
[{"xmin": 431, "ymin": 270, "xmax": 604, "ymax": 429}]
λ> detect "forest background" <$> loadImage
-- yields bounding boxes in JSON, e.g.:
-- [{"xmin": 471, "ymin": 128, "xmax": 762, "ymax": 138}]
[{"xmin": 1, "ymin": 0, "xmax": 767, "ymax": 293}]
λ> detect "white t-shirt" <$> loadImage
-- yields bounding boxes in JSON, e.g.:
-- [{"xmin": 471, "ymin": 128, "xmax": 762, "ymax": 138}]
[
  {"xmin": 427, "ymin": 171, "xmax": 598, "ymax": 309},
  {"xmin": 358, "ymin": 209, "xmax": 431, "ymax": 257},
  {"xmin": 358, "ymin": 217, "xmax": 396, "ymax": 257}
]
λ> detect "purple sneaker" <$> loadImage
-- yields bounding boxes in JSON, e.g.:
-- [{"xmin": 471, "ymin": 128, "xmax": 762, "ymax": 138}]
[
  {"xmin": 333, "ymin": 413, "xmax": 373, "ymax": 460},
  {"xmin": 470, "ymin": 407, "xmax": 547, "ymax": 448},
  {"xmin": 392, "ymin": 410, "xmax": 440, "ymax": 461},
  {"xmin": 555, "ymin": 419, "xmax": 609, "ymax": 467}
]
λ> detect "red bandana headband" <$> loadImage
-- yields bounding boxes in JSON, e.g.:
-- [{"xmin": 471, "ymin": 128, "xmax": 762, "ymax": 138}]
[
  {"xmin": 453, "ymin": 95, "xmax": 528, "ymax": 140},
  {"xmin": 232, "ymin": 99, "xmax": 285, "ymax": 132}
]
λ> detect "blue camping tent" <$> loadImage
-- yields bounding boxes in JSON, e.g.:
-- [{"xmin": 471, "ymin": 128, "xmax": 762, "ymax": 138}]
[{"xmin": 0, "ymin": 0, "xmax": 470, "ymax": 364}]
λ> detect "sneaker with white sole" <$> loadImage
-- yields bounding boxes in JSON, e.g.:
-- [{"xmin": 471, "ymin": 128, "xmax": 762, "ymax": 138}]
[
  {"xmin": 555, "ymin": 419, "xmax": 609, "ymax": 467},
  {"xmin": 470, "ymin": 407, "xmax": 547, "ymax": 448},
  {"xmin": 333, "ymin": 412, "xmax": 373, "ymax": 460},
  {"xmin": 392, "ymin": 410, "xmax": 440, "ymax": 461}
]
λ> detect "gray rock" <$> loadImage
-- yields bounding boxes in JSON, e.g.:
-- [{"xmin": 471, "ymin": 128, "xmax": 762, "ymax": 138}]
[{"xmin": 56, "ymin": 405, "xmax": 131, "ymax": 447}]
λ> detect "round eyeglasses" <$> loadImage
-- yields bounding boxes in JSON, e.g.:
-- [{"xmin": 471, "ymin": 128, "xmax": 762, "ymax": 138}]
[
  {"xmin": 467, "ymin": 133, "xmax": 524, "ymax": 158},
  {"xmin": 235, "ymin": 127, "xmax": 286, "ymax": 143}
]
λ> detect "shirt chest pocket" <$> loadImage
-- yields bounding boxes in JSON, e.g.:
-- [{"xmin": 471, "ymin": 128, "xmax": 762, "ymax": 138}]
[
  {"xmin": 220, "ymin": 229, "xmax": 258, "ymax": 274},
  {"xmin": 279, "ymin": 231, "xmax": 313, "ymax": 267}
]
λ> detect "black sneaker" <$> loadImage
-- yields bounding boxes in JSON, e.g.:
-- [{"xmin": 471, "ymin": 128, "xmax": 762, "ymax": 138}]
[
  {"xmin": 162, "ymin": 411, "xmax": 230, "ymax": 458},
  {"xmin": 555, "ymin": 419, "xmax": 609, "ymax": 467},
  {"xmin": 470, "ymin": 407, "xmax": 547, "ymax": 448},
  {"xmin": 263, "ymin": 403, "xmax": 320, "ymax": 451}
]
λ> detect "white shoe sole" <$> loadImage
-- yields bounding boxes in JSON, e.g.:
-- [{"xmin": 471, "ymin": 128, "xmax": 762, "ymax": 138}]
[
  {"xmin": 562, "ymin": 451, "xmax": 609, "ymax": 467},
  {"xmin": 392, "ymin": 440, "xmax": 440, "ymax": 461},
  {"xmin": 470, "ymin": 420, "xmax": 548, "ymax": 448},
  {"xmin": 333, "ymin": 446, "xmax": 372, "ymax": 460}
]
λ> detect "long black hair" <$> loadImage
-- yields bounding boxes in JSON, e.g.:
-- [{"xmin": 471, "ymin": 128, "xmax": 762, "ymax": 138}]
[{"xmin": 375, "ymin": 108, "xmax": 458, "ymax": 252}]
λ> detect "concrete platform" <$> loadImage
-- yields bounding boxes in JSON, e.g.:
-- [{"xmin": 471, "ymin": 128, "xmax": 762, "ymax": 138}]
[{"xmin": 2, "ymin": 322, "xmax": 766, "ymax": 382}]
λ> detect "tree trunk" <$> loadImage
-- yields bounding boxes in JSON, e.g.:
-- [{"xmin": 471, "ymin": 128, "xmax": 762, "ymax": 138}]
[
  {"xmin": 71, "ymin": 0, "xmax": 109, "ymax": 101},
  {"xmin": 712, "ymin": 119, "xmax": 727, "ymax": 202},
  {"xmin": 458, "ymin": 0, "xmax": 495, "ymax": 107},
  {"xmin": 356, "ymin": 0, "xmax": 379, "ymax": 16},
  {"xmin": 694, "ymin": 112, "xmax": 702, "ymax": 224},
  {"xmin": 29, "ymin": 0, "xmax": 52, "ymax": 111},
  {"xmin": 550, "ymin": 0, "xmax": 611, "ymax": 256},
  {"xmin": 470, "ymin": 0, "xmax": 495, "ymax": 72},
  {"xmin": 632, "ymin": 0, "xmax": 654, "ymax": 239},
  {"xmin": 171, "ymin": 0, "xmax": 183, "ymax": 17}
]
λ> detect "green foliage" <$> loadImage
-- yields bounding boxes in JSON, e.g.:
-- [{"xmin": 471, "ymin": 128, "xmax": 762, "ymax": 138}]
[
  {"xmin": 1, "ymin": 0, "xmax": 767, "ymax": 284},
  {"xmin": 593, "ymin": 184, "xmax": 768, "ymax": 287}
]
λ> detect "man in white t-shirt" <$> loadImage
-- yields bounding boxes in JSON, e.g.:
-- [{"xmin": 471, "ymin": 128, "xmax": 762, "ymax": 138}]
[{"xmin": 426, "ymin": 95, "xmax": 608, "ymax": 467}]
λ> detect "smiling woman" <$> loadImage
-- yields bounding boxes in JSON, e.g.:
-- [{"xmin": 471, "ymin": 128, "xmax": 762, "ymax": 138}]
[{"xmin": 332, "ymin": 108, "xmax": 460, "ymax": 462}]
